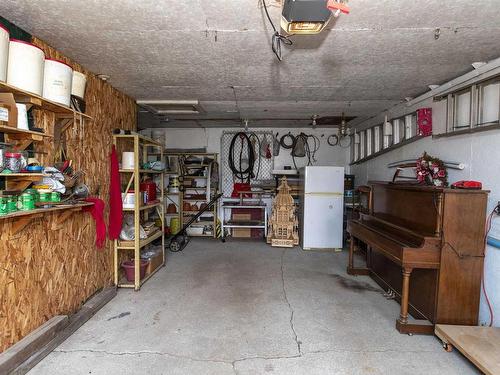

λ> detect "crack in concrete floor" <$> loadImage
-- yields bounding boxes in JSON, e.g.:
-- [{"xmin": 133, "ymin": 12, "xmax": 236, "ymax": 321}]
[{"xmin": 280, "ymin": 249, "xmax": 302, "ymax": 357}]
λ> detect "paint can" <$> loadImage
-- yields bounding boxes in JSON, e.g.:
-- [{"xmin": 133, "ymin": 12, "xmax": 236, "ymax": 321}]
[
  {"xmin": 43, "ymin": 58, "xmax": 73, "ymax": 106},
  {"xmin": 6, "ymin": 195, "xmax": 17, "ymax": 213},
  {"xmin": 0, "ymin": 24, "xmax": 9, "ymax": 82},
  {"xmin": 0, "ymin": 196, "xmax": 8, "ymax": 215},
  {"xmin": 50, "ymin": 191, "xmax": 61, "ymax": 202},
  {"xmin": 18, "ymin": 193, "xmax": 35, "ymax": 211},
  {"xmin": 7, "ymin": 39, "xmax": 45, "ymax": 95},
  {"xmin": 71, "ymin": 71, "xmax": 86, "ymax": 99},
  {"xmin": 38, "ymin": 191, "xmax": 52, "ymax": 203},
  {"xmin": 121, "ymin": 152, "xmax": 135, "ymax": 169}
]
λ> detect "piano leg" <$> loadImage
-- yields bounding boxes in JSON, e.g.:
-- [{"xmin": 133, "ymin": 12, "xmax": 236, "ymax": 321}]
[
  {"xmin": 395, "ymin": 267, "xmax": 434, "ymax": 335},
  {"xmin": 398, "ymin": 267, "xmax": 412, "ymax": 325},
  {"xmin": 347, "ymin": 237, "xmax": 370, "ymax": 276}
]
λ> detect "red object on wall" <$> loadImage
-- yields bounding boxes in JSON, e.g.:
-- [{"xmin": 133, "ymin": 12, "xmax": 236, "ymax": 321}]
[
  {"xmin": 231, "ymin": 182, "xmax": 252, "ymax": 198},
  {"xmin": 417, "ymin": 108, "xmax": 432, "ymax": 136},
  {"xmin": 140, "ymin": 180, "xmax": 157, "ymax": 203},
  {"xmin": 108, "ymin": 145, "xmax": 123, "ymax": 240}
]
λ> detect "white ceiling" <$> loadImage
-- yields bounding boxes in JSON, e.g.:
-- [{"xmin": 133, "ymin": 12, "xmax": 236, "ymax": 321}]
[{"xmin": 1, "ymin": 0, "xmax": 500, "ymax": 128}]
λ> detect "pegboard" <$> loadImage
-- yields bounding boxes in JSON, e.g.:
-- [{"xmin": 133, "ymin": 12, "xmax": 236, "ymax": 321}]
[{"xmin": 220, "ymin": 131, "xmax": 275, "ymax": 197}]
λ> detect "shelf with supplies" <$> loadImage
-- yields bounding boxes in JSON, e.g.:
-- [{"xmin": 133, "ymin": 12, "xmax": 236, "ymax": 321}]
[
  {"xmin": 220, "ymin": 201, "xmax": 268, "ymax": 240},
  {"xmin": 113, "ymin": 133, "xmax": 165, "ymax": 291},
  {"xmin": 164, "ymin": 151, "xmax": 219, "ymax": 238},
  {"xmin": 0, "ymin": 81, "xmax": 91, "ymax": 119}
]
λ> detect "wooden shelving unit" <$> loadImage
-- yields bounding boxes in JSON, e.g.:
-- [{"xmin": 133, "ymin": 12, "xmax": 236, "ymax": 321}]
[
  {"xmin": 113, "ymin": 134, "xmax": 165, "ymax": 291},
  {"xmin": 0, "ymin": 81, "xmax": 94, "ymax": 234},
  {"xmin": 164, "ymin": 152, "xmax": 219, "ymax": 238}
]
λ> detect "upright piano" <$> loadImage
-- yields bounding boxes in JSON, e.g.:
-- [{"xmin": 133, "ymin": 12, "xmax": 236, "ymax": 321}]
[{"xmin": 347, "ymin": 182, "xmax": 488, "ymax": 335}]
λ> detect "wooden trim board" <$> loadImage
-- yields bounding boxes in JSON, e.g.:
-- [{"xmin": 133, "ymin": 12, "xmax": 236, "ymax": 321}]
[
  {"xmin": 435, "ymin": 324, "xmax": 500, "ymax": 375},
  {"xmin": 0, "ymin": 287, "xmax": 116, "ymax": 375}
]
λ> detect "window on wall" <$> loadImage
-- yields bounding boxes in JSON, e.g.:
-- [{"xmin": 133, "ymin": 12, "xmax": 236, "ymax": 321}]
[
  {"xmin": 453, "ymin": 88, "xmax": 472, "ymax": 129},
  {"xmin": 352, "ymin": 132, "xmax": 360, "ymax": 161},
  {"xmin": 383, "ymin": 121, "xmax": 393, "ymax": 149},
  {"xmin": 366, "ymin": 128, "xmax": 373, "ymax": 156},
  {"xmin": 360, "ymin": 131, "xmax": 366, "ymax": 158},
  {"xmin": 373, "ymin": 126, "xmax": 381, "ymax": 152},
  {"xmin": 406, "ymin": 114, "xmax": 416, "ymax": 138},
  {"xmin": 477, "ymin": 79, "xmax": 500, "ymax": 126}
]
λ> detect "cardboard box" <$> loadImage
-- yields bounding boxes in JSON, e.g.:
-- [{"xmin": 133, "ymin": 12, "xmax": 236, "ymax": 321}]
[
  {"xmin": 0, "ymin": 93, "xmax": 18, "ymax": 127},
  {"xmin": 232, "ymin": 213, "xmax": 251, "ymax": 238}
]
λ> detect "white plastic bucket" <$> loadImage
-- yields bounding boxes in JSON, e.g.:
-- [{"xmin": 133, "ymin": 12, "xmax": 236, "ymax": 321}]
[
  {"xmin": 122, "ymin": 152, "xmax": 135, "ymax": 169},
  {"xmin": 43, "ymin": 58, "xmax": 73, "ymax": 106},
  {"xmin": 0, "ymin": 24, "xmax": 9, "ymax": 82},
  {"xmin": 7, "ymin": 39, "xmax": 45, "ymax": 95},
  {"xmin": 71, "ymin": 71, "xmax": 86, "ymax": 99}
]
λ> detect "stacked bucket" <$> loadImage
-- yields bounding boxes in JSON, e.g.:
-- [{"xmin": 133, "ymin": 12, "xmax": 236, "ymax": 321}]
[{"xmin": 0, "ymin": 23, "xmax": 86, "ymax": 108}]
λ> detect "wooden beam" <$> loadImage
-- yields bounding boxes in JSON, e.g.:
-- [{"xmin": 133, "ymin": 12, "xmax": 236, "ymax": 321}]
[
  {"xmin": 0, "ymin": 316, "xmax": 69, "ymax": 375},
  {"xmin": 0, "ymin": 287, "xmax": 116, "ymax": 375}
]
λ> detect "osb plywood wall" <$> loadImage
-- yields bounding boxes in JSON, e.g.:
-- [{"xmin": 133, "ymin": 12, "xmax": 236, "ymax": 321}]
[{"xmin": 0, "ymin": 38, "xmax": 136, "ymax": 352}]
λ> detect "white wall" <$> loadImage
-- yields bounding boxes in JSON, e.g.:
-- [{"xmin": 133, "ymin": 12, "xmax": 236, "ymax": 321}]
[
  {"xmin": 351, "ymin": 91, "xmax": 500, "ymax": 328},
  {"xmin": 142, "ymin": 127, "xmax": 350, "ymax": 170}
]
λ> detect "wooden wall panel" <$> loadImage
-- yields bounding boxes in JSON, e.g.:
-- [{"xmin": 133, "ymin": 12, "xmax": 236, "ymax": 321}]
[{"xmin": 0, "ymin": 38, "xmax": 136, "ymax": 352}]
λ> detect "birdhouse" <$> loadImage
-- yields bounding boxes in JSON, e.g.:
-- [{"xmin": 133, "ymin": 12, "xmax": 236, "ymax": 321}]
[{"xmin": 267, "ymin": 177, "xmax": 299, "ymax": 247}]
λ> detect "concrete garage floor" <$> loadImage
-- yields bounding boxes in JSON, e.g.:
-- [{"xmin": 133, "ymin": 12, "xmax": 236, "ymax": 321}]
[{"xmin": 29, "ymin": 239, "xmax": 478, "ymax": 374}]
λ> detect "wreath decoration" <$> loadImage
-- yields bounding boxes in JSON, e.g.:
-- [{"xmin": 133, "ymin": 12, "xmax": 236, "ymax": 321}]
[{"xmin": 415, "ymin": 152, "xmax": 448, "ymax": 187}]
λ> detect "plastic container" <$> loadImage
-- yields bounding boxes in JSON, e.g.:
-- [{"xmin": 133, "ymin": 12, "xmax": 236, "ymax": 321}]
[
  {"xmin": 122, "ymin": 260, "xmax": 149, "ymax": 282},
  {"xmin": 5, "ymin": 152, "xmax": 22, "ymax": 172},
  {"xmin": 121, "ymin": 152, "xmax": 134, "ymax": 169},
  {"xmin": 7, "ymin": 39, "xmax": 45, "ymax": 95},
  {"xmin": 0, "ymin": 146, "xmax": 5, "ymax": 172},
  {"xmin": 71, "ymin": 71, "xmax": 86, "ymax": 99},
  {"xmin": 16, "ymin": 103, "xmax": 29, "ymax": 130},
  {"xmin": 122, "ymin": 191, "xmax": 135, "ymax": 209},
  {"xmin": 43, "ymin": 59, "xmax": 73, "ymax": 106},
  {"xmin": 0, "ymin": 24, "xmax": 9, "ymax": 82}
]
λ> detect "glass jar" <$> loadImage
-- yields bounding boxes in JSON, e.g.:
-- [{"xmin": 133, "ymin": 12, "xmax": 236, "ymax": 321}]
[{"xmin": 5, "ymin": 152, "xmax": 22, "ymax": 173}]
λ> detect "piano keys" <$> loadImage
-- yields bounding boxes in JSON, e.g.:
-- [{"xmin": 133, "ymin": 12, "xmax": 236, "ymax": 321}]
[{"xmin": 347, "ymin": 182, "xmax": 488, "ymax": 335}]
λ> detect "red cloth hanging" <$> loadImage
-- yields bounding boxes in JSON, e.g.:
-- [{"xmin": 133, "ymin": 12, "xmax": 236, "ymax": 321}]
[
  {"xmin": 83, "ymin": 198, "xmax": 106, "ymax": 249},
  {"xmin": 108, "ymin": 145, "xmax": 123, "ymax": 239}
]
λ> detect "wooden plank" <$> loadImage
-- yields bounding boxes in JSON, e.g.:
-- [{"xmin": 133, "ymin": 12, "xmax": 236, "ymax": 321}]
[
  {"xmin": 0, "ymin": 316, "xmax": 69, "ymax": 375},
  {"xmin": 0, "ymin": 203, "xmax": 93, "ymax": 221},
  {"xmin": 0, "ymin": 125, "xmax": 52, "ymax": 138},
  {"xmin": 0, "ymin": 81, "xmax": 91, "ymax": 119},
  {"xmin": 7, "ymin": 287, "xmax": 116, "ymax": 375},
  {"xmin": 435, "ymin": 324, "xmax": 500, "ymax": 375}
]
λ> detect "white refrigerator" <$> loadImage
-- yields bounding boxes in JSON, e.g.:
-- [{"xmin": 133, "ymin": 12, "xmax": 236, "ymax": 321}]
[{"xmin": 299, "ymin": 166, "xmax": 344, "ymax": 250}]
